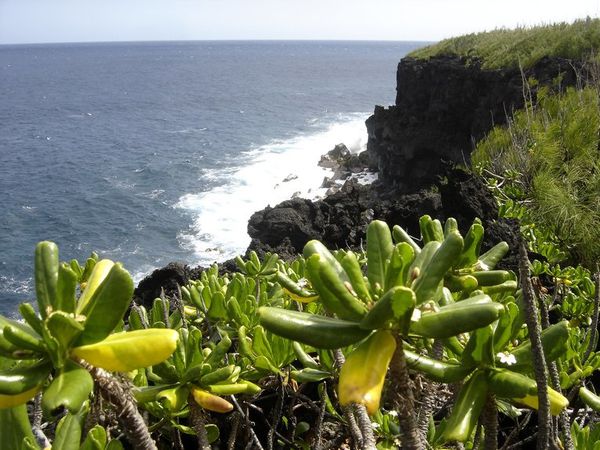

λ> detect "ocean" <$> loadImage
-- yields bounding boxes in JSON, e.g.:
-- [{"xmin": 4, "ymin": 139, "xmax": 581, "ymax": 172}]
[{"xmin": 0, "ymin": 40, "xmax": 424, "ymax": 315}]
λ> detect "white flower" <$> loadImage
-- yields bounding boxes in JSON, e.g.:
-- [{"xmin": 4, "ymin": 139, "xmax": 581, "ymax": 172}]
[
  {"xmin": 371, "ymin": 422, "xmax": 380, "ymax": 429},
  {"xmin": 387, "ymin": 410, "xmax": 398, "ymax": 417},
  {"xmin": 411, "ymin": 309, "xmax": 422, "ymax": 321},
  {"xmin": 497, "ymin": 352, "xmax": 517, "ymax": 366}
]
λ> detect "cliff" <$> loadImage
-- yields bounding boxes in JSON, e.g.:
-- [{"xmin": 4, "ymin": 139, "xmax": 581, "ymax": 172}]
[
  {"xmin": 136, "ymin": 48, "xmax": 585, "ymax": 301},
  {"xmin": 366, "ymin": 55, "xmax": 582, "ymax": 190}
]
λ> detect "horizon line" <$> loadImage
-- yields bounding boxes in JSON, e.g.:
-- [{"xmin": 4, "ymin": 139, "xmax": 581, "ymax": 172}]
[{"xmin": 0, "ymin": 38, "xmax": 434, "ymax": 47}]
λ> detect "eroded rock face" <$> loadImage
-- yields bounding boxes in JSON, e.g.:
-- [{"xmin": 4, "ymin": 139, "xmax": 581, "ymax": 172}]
[
  {"xmin": 366, "ymin": 55, "xmax": 582, "ymax": 190},
  {"xmin": 134, "ymin": 262, "xmax": 189, "ymax": 308},
  {"xmin": 247, "ymin": 168, "xmax": 520, "ymax": 270}
]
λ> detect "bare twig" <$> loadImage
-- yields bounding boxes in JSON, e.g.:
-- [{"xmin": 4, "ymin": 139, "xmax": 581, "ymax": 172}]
[
  {"xmin": 230, "ymin": 395, "xmax": 265, "ymax": 450},
  {"xmin": 267, "ymin": 383, "xmax": 285, "ymax": 450},
  {"xmin": 312, "ymin": 381, "xmax": 327, "ymax": 450}
]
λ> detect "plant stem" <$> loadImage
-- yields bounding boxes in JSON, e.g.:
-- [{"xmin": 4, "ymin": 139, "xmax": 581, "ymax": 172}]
[
  {"xmin": 388, "ymin": 333, "xmax": 422, "ymax": 450},
  {"xmin": 518, "ymin": 240, "xmax": 552, "ymax": 450},
  {"xmin": 189, "ymin": 396, "xmax": 211, "ymax": 450},
  {"xmin": 77, "ymin": 358, "xmax": 157, "ymax": 450},
  {"xmin": 353, "ymin": 403, "xmax": 377, "ymax": 450},
  {"xmin": 482, "ymin": 393, "xmax": 498, "ymax": 450}
]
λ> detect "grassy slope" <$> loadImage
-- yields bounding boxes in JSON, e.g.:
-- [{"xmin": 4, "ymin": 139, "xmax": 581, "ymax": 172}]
[
  {"xmin": 472, "ymin": 85, "xmax": 600, "ymax": 266},
  {"xmin": 409, "ymin": 18, "xmax": 600, "ymax": 69}
]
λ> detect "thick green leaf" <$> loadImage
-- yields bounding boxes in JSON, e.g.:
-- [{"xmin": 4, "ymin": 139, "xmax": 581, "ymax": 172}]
[
  {"xmin": 51, "ymin": 402, "xmax": 89, "ymax": 450},
  {"xmin": 79, "ymin": 424, "xmax": 107, "ymax": 450},
  {"xmin": 171, "ymin": 421, "xmax": 220, "ymax": 443},
  {"xmin": 76, "ymin": 259, "xmax": 114, "ymax": 315},
  {"xmin": 366, "ymin": 220, "xmax": 394, "ymax": 291},
  {"xmin": 0, "ymin": 404, "xmax": 34, "ymax": 449},
  {"xmin": 76, "ymin": 263, "xmax": 134, "ymax": 346},
  {"xmin": 493, "ymin": 301, "xmax": 519, "ymax": 352},
  {"xmin": 46, "ymin": 311, "xmax": 84, "ymax": 354},
  {"xmin": 56, "ymin": 263, "xmax": 78, "ymax": 313},
  {"xmin": 35, "ymin": 241, "xmax": 59, "ymax": 318},
  {"xmin": 42, "ymin": 360, "xmax": 93, "ymax": 414},
  {"xmin": 462, "ymin": 325, "xmax": 495, "ymax": 368}
]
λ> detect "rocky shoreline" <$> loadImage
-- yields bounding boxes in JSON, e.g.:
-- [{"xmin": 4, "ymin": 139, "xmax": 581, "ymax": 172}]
[{"xmin": 135, "ymin": 53, "xmax": 585, "ymax": 305}]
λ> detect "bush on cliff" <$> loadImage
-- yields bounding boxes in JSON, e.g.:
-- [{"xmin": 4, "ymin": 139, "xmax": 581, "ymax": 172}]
[
  {"xmin": 472, "ymin": 84, "xmax": 600, "ymax": 267},
  {"xmin": 410, "ymin": 17, "xmax": 600, "ymax": 69}
]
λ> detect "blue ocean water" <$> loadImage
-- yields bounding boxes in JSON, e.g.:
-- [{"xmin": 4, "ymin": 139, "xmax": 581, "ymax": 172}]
[{"xmin": 0, "ymin": 40, "xmax": 423, "ymax": 315}]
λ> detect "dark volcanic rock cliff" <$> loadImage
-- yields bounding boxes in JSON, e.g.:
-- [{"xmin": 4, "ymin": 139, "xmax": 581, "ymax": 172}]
[
  {"xmin": 366, "ymin": 55, "xmax": 582, "ymax": 190},
  {"xmin": 138, "ymin": 53, "xmax": 581, "ymax": 294},
  {"xmin": 247, "ymin": 55, "xmax": 585, "ymax": 268}
]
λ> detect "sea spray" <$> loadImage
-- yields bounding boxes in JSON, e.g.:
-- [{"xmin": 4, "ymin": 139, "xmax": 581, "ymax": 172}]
[{"xmin": 176, "ymin": 114, "xmax": 369, "ymax": 266}]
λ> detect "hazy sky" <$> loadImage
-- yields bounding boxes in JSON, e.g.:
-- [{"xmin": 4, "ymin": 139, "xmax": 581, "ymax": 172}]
[{"xmin": 1, "ymin": 0, "xmax": 599, "ymax": 44}]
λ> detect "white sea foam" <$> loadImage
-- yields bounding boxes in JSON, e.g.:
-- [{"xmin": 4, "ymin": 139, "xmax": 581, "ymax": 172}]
[{"xmin": 175, "ymin": 113, "xmax": 371, "ymax": 266}]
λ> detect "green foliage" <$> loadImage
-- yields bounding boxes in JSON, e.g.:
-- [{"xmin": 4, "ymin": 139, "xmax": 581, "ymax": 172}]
[
  {"xmin": 474, "ymin": 85, "xmax": 600, "ymax": 267},
  {"xmin": 2, "ymin": 212, "xmax": 598, "ymax": 448},
  {"xmin": 409, "ymin": 18, "xmax": 600, "ymax": 69}
]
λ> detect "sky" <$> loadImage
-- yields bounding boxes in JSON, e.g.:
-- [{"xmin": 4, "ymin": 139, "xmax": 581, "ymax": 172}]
[{"xmin": 1, "ymin": 0, "xmax": 599, "ymax": 45}]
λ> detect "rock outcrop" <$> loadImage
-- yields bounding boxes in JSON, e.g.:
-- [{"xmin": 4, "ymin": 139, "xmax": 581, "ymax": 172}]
[
  {"xmin": 366, "ymin": 55, "xmax": 582, "ymax": 190},
  {"xmin": 139, "ymin": 54, "xmax": 582, "ymax": 294}
]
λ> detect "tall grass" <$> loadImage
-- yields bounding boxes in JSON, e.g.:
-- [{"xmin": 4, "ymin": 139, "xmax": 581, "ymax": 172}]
[
  {"xmin": 410, "ymin": 18, "xmax": 600, "ymax": 69},
  {"xmin": 473, "ymin": 84, "xmax": 600, "ymax": 266}
]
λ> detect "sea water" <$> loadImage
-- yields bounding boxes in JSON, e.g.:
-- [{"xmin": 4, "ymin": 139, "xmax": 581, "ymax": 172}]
[{"xmin": 0, "ymin": 40, "xmax": 424, "ymax": 314}]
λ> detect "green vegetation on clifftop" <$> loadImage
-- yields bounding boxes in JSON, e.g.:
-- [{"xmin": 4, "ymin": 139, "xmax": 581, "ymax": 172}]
[
  {"xmin": 410, "ymin": 18, "xmax": 600, "ymax": 69},
  {"xmin": 473, "ymin": 84, "xmax": 600, "ymax": 267}
]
